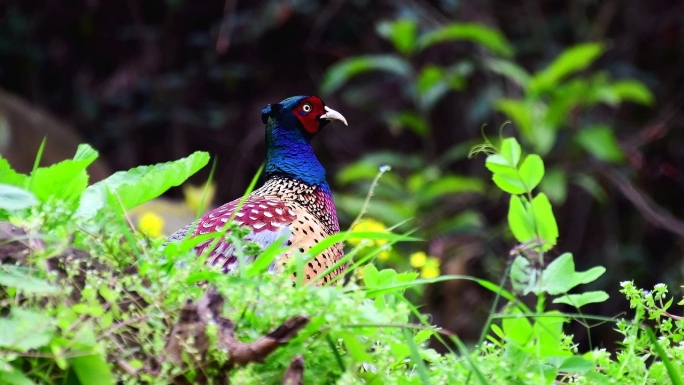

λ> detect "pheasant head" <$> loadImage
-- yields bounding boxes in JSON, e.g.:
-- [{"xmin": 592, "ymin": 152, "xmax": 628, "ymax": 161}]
[{"xmin": 261, "ymin": 95, "xmax": 347, "ymax": 187}]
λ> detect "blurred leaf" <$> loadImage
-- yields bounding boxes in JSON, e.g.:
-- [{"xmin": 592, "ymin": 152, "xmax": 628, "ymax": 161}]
[
  {"xmin": 611, "ymin": 79, "xmax": 654, "ymax": 105},
  {"xmin": 495, "ymin": 100, "xmax": 533, "ymax": 143},
  {"xmin": 69, "ymin": 325, "xmax": 114, "ymax": 385},
  {"xmin": 501, "ymin": 306, "xmax": 533, "ymax": 345},
  {"xmin": 419, "ymin": 175, "xmax": 485, "ymax": 202},
  {"xmin": 415, "ymin": 64, "xmax": 467, "ymax": 110},
  {"xmin": 337, "ymin": 195, "xmax": 412, "ymax": 226},
  {"xmin": 508, "ymin": 195, "xmax": 536, "ymax": 244},
  {"xmin": 574, "ymin": 174, "xmax": 607, "ymax": 203},
  {"xmin": 540, "ymin": 168, "xmax": 567, "ymax": 204},
  {"xmin": 532, "ymin": 193, "xmax": 558, "ymax": 250},
  {"xmin": 433, "ymin": 210, "xmax": 483, "ymax": 233},
  {"xmin": 485, "ymin": 58, "xmax": 531, "ymax": 88},
  {"xmin": 529, "ymin": 43, "xmax": 604, "ymax": 94},
  {"xmin": 376, "ymin": 19, "xmax": 417, "ymax": 55},
  {"xmin": 76, "ymin": 151, "xmax": 210, "ymax": 221},
  {"xmin": 0, "ymin": 158, "xmax": 27, "ymax": 187},
  {"xmin": 387, "ymin": 111, "xmax": 429, "ymax": 137},
  {"xmin": 553, "ymin": 291, "xmax": 610, "ymax": 308},
  {"xmin": 0, "ymin": 266, "xmax": 59, "ymax": 294},
  {"xmin": 557, "ymin": 356, "xmax": 596, "ymax": 374},
  {"xmin": 0, "ymin": 184, "xmax": 38, "ymax": 211},
  {"xmin": 576, "ymin": 125, "xmax": 624, "ymax": 162},
  {"xmin": 518, "ymin": 155, "xmax": 544, "ymax": 191},
  {"xmin": 321, "ymin": 55, "xmax": 411, "ymax": 94},
  {"xmin": 0, "ymin": 370, "xmax": 39, "ymax": 385},
  {"xmin": 417, "ymin": 23, "xmax": 513, "ymax": 57},
  {"xmin": 337, "ymin": 162, "xmax": 386, "ymax": 185},
  {"xmin": 0, "ymin": 308, "xmax": 54, "ymax": 352}
]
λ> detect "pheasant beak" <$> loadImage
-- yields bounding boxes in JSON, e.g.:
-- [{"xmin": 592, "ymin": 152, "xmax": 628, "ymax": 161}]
[{"xmin": 320, "ymin": 106, "xmax": 348, "ymax": 126}]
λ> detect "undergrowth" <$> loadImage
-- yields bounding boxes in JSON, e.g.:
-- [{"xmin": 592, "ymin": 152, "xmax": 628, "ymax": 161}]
[{"xmin": 0, "ymin": 138, "xmax": 683, "ymax": 384}]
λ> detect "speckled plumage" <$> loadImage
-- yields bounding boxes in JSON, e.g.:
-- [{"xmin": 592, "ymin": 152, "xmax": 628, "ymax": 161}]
[{"xmin": 167, "ymin": 95, "xmax": 347, "ymax": 285}]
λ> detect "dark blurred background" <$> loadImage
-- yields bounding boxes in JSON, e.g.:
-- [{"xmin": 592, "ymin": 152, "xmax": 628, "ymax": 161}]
[{"xmin": 1, "ymin": 0, "xmax": 683, "ymax": 351}]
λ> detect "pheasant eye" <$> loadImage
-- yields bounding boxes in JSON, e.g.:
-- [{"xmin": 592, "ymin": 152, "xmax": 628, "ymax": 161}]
[{"xmin": 302, "ymin": 104, "xmax": 312, "ymax": 112}]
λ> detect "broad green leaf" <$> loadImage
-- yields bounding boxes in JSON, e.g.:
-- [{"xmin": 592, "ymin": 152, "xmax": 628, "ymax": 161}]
[
  {"xmin": 574, "ymin": 174, "xmax": 607, "ymax": 203},
  {"xmin": 0, "ymin": 266, "xmax": 59, "ymax": 294},
  {"xmin": 376, "ymin": 19, "xmax": 417, "ymax": 55},
  {"xmin": 531, "ymin": 193, "xmax": 558, "ymax": 249},
  {"xmin": 558, "ymin": 356, "xmax": 595, "ymax": 374},
  {"xmin": 0, "ymin": 158, "xmax": 27, "ymax": 187},
  {"xmin": 485, "ymin": 58, "xmax": 530, "ymax": 88},
  {"xmin": 0, "ymin": 184, "xmax": 38, "ymax": 211},
  {"xmin": 321, "ymin": 55, "xmax": 411, "ymax": 94},
  {"xmin": 553, "ymin": 291, "xmax": 610, "ymax": 308},
  {"xmin": 76, "ymin": 151, "xmax": 210, "ymax": 220},
  {"xmin": 539, "ymin": 253, "xmax": 575, "ymax": 295},
  {"xmin": 493, "ymin": 168, "xmax": 527, "ymax": 195},
  {"xmin": 70, "ymin": 325, "xmax": 114, "ymax": 385},
  {"xmin": 576, "ymin": 125, "xmax": 624, "ymax": 162},
  {"xmin": 0, "ymin": 370, "xmax": 39, "ymax": 385},
  {"xmin": 611, "ymin": 79, "xmax": 654, "ymax": 105},
  {"xmin": 484, "ymin": 154, "xmax": 514, "ymax": 174},
  {"xmin": 508, "ymin": 195, "xmax": 536, "ymax": 244},
  {"xmin": 28, "ymin": 159, "xmax": 92, "ymax": 205},
  {"xmin": 540, "ymin": 168, "xmax": 567, "ymax": 204},
  {"xmin": 573, "ymin": 265, "xmax": 606, "ymax": 285},
  {"xmin": 495, "ymin": 99, "xmax": 533, "ymax": 141},
  {"xmin": 72, "ymin": 144, "xmax": 99, "ymax": 163},
  {"xmin": 417, "ymin": 23, "xmax": 513, "ymax": 57},
  {"xmin": 0, "ymin": 308, "xmax": 54, "ymax": 352},
  {"xmin": 529, "ymin": 43, "xmax": 604, "ymax": 94},
  {"xmin": 532, "ymin": 311, "xmax": 569, "ymax": 357},
  {"xmin": 501, "ymin": 306, "xmax": 533, "ymax": 345},
  {"xmin": 518, "ymin": 154, "xmax": 544, "ymax": 191},
  {"xmin": 500, "ymin": 138, "xmax": 521, "ymax": 167}
]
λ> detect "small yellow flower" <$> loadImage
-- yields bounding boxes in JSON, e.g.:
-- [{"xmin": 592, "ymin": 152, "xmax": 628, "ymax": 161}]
[
  {"xmin": 410, "ymin": 251, "xmax": 427, "ymax": 268},
  {"xmin": 420, "ymin": 265, "xmax": 440, "ymax": 279},
  {"xmin": 183, "ymin": 181, "xmax": 216, "ymax": 212},
  {"xmin": 349, "ymin": 218, "xmax": 388, "ymax": 246},
  {"xmin": 356, "ymin": 265, "xmax": 365, "ymax": 280},
  {"xmin": 138, "ymin": 211, "xmax": 165, "ymax": 238},
  {"xmin": 378, "ymin": 250, "xmax": 390, "ymax": 261}
]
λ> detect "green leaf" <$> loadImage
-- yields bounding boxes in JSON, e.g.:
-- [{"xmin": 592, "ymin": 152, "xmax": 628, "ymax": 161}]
[
  {"xmin": 553, "ymin": 291, "xmax": 610, "ymax": 308},
  {"xmin": 76, "ymin": 151, "xmax": 210, "ymax": 221},
  {"xmin": 321, "ymin": 55, "xmax": 411, "ymax": 94},
  {"xmin": 500, "ymin": 138, "xmax": 521, "ymax": 167},
  {"xmin": 573, "ymin": 265, "xmax": 606, "ymax": 285},
  {"xmin": 529, "ymin": 43, "xmax": 604, "ymax": 94},
  {"xmin": 531, "ymin": 193, "xmax": 558, "ymax": 249},
  {"xmin": 72, "ymin": 144, "xmax": 99, "ymax": 163},
  {"xmin": 501, "ymin": 306, "xmax": 533, "ymax": 345},
  {"xmin": 0, "ymin": 370, "xmax": 39, "ymax": 385},
  {"xmin": 387, "ymin": 111, "xmax": 430, "ymax": 137},
  {"xmin": 0, "ymin": 266, "xmax": 59, "ymax": 294},
  {"xmin": 492, "ymin": 168, "xmax": 527, "ymax": 195},
  {"xmin": 518, "ymin": 154, "xmax": 544, "ymax": 191},
  {"xmin": 0, "ymin": 184, "xmax": 38, "ymax": 211},
  {"xmin": 0, "ymin": 308, "xmax": 54, "ymax": 352},
  {"xmin": 495, "ymin": 99, "xmax": 533, "ymax": 141},
  {"xmin": 69, "ymin": 326, "xmax": 114, "ymax": 385},
  {"xmin": 419, "ymin": 175, "xmax": 484, "ymax": 202},
  {"xmin": 339, "ymin": 332, "xmax": 373, "ymax": 364},
  {"xmin": 558, "ymin": 356, "xmax": 595, "ymax": 374},
  {"xmin": 485, "ymin": 58, "xmax": 531, "ymax": 88},
  {"xmin": 0, "ymin": 158, "xmax": 27, "ymax": 187},
  {"xmin": 611, "ymin": 79, "xmax": 654, "ymax": 105},
  {"xmin": 540, "ymin": 168, "xmax": 567, "ymax": 204},
  {"xmin": 574, "ymin": 174, "xmax": 607, "ymax": 203},
  {"xmin": 376, "ymin": 19, "xmax": 417, "ymax": 55},
  {"xmin": 28, "ymin": 159, "xmax": 92, "ymax": 205},
  {"xmin": 576, "ymin": 125, "xmax": 625, "ymax": 162},
  {"xmin": 646, "ymin": 328, "xmax": 684, "ymax": 385},
  {"xmin": 539, "ymin": 253, "xmax": 575, "ymax": 295},
  {"xmin": 417, "ymin": 23, "xmax": 513, "ymax": 57},
  {"xmin": 508, "ymin": 195, "xmax": 536, "ymax": 244}
]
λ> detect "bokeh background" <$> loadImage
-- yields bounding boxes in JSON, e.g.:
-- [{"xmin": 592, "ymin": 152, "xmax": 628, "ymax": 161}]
[{"xmin": 1, "ymin": 0, "xmax": 683, "ymax": 352}]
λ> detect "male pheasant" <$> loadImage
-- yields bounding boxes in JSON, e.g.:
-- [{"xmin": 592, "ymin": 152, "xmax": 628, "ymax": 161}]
[{"xmin": 167, "ymin": 95, "xmax": 348, "ymax": 285}]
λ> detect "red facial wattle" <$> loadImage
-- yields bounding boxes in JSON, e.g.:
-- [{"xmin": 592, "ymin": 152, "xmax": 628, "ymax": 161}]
[{"xmin": 293, "ymin": 96, "xmax": 327, "ymax": 134}]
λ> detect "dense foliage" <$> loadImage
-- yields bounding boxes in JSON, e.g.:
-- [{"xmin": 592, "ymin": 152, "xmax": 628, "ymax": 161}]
[{"xmin": 1, "ymin": 137, "xmax": 683, "ymax": 384}]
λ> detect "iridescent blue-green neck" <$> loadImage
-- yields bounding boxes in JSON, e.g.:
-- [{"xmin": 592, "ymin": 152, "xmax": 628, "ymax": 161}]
[{"xmin": 264, "ymin": 118, "xmax": 329, "ymax": 187}]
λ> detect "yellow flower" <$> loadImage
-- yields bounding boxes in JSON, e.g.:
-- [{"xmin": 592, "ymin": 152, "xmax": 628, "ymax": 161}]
[
  {"xmin": 420, "ymin": 265, "xmax": 440, "ymax": 279},
  {"xmin": 378, "ymin": 250, "xmax": 390, "ymax": 261},
  {"xmin": 138, "ymin": 211, "xmax": 165, "ymax": 238},
  {"xmin": 349, "ymin": 218, "xmax": 388, "ymax": 246},
  {"xmin": 183, "ymin": 181, "xmax": 216, "ymax": 213},
  {"xmin": 410, "ymin": 251, "xmax": 427, "ymax": 268}
]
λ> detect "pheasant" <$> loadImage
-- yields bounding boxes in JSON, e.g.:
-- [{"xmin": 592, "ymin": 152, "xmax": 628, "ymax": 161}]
[{"xmin": 167, "ymin": 95, "xmax": 348, "ymax": 285}]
